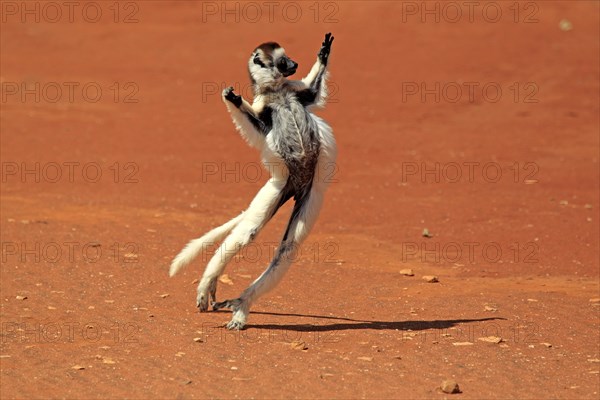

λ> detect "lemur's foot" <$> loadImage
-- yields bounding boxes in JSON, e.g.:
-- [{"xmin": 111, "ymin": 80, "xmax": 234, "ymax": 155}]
[
  {"xmin": 212, "ymin": 298, "xmax": 240, "ymax": 311},
  {"xmin": 222, "ymin": 86, "xmax": 242, "ymax": 107},
  {"xmin": 318, "ymin": 33, "xmax": 334, "ymax": 65},
  {"xmin": 226, "ymin": 319, "xmax": 245, "ymax": 330},
  {"xmin": 196, "ymin": 278, "xmax": 216, "ymax": 312},
  {"xmin": 196, "ymin": 292, "xmax": 209, "ymax": 312},
  {"xmin": 213, "ymin": 298, "xmax": 249, "ymax": 330}
]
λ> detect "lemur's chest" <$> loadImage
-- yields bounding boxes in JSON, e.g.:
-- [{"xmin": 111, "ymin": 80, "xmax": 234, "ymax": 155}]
[
  {"xmin": 262, "ymin": 94, "xmax": 316, "ymax": 134},
  {"xmin": 260, "ymin": 95, "xmax": 320, "ymax": 177}
]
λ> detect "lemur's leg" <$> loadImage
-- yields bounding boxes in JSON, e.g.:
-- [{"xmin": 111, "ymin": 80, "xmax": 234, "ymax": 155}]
[
  {"xmin": 195, "ymin": 178, "xmax": 293, "ymax": 311},
  {"xmin": 213, "ymin": 185, "xmax": 325, "ymax": 330},
  {"xmin": 222, "ymin": 87, "xmax": 269, "ymax": 148}
]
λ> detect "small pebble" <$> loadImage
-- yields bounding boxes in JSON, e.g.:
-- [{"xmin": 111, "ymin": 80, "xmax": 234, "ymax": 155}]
[
  {"xmin": 193, "ymin": 337, "xmax": 203, "ymax": 343},
  {"xmin": 559, "ymin": 19, "xmax": 573, "ymax": 31},
  {"xmin": 291, "ymin": 340, "xmax": 308, "ymax": 351},
  {"xmin": 422, "ymin": 275, "xmax": 439, "ymax": 283},
  {"xmin": 422, "ymin": 228, "xmax": 433, "ymax": 238},
  {"xmin": 399, "ymin": 269, "xmax": 414, "ymax": 276},
  {"xmin": 441, "ymin": 379, "xmax": 460, "ymax": 394},
  {"xmin": 15, "ymin": 295, "xmax": 27, "ymax": 301}
]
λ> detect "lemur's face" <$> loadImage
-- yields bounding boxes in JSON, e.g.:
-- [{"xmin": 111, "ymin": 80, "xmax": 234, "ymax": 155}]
[
  {"xmin": 249, "ymin": 42, "xmax": 298, "ymax": 83},
  {"xmin": 276, "ymin": 53, "xmax": 298, "ymax": 77}
]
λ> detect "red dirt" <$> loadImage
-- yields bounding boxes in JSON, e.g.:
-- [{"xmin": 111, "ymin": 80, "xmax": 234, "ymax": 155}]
[{"xmin": 1, "ymin": 1, "xmax": 599, "ymax": 399}]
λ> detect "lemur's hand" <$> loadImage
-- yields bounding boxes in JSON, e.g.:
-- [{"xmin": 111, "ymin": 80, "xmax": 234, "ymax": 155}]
[
  {"xmin": 223, "ymin": 86, "xmax": 242, "ymax": 108},
  {"xmin": 318, "ymin": 33, "xmax": 334, "ymax": 66}
]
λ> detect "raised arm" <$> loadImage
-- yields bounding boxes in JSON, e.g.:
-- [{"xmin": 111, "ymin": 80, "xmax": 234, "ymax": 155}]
[
  {"xmin": 222, "ymin": 87, "xmax": 272, "ymax": 150},
  {"xmin": 295, "ymin": 33, "xmax": 334, "ymax": 108}
]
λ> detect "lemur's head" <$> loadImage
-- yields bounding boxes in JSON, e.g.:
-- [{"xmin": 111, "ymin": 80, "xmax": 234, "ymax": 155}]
[{"xmin": 248, "ymin": 42, "xmax": 298, "ymax": 91}]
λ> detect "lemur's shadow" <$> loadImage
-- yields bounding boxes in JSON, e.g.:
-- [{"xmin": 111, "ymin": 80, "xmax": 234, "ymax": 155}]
[{"xmin": 232, "ymin": 311, "xmax": 506, "ymax": 332}]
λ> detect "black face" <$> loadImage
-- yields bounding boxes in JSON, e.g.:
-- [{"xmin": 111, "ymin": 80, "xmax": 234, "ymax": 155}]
[{"xmin": 277, "ymin": 56, "xmax": 298, "ymax": 77}]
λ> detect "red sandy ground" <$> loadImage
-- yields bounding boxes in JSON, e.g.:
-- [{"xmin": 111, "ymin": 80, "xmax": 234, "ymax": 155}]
[{"xmin": 1, "ymin": 1, "xmax": 599, "ymax": 398}]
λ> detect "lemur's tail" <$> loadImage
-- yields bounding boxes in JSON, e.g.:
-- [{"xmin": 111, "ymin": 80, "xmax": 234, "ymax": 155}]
[{"xmin": 169, "ymin": 212, "xmax": 245, "ymax": 277}]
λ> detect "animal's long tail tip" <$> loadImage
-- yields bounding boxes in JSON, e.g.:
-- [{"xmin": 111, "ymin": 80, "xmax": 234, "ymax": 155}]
[
  {"xmin": 169, "ymin": 260, "xmax": 183, "ymax": 277},
  {"xmin": 167, "ymin": 212, "xmax": 245, "ymax": 279}
]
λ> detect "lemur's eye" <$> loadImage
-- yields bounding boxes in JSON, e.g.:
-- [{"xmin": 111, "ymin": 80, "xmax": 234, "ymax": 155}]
[{"xmin": 278, "ymin": 58, "xmax": 287, "ymax": 68}]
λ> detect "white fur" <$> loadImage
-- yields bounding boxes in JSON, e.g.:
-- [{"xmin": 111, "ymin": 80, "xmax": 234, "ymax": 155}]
[
  {"xmin": 300, "ymin": 58, "xmax": 329, "ymax": 108},
  {"xmin": 223, "ymin": 98, "xmax": 266, "ymax": 150},
  {"xmin": 169, "ymin": 212, "xmax": 245, "ymax": 277}
]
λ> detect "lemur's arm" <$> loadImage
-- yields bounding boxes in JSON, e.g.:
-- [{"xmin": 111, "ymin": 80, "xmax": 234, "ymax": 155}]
[
  {"xmin": 294, "ymin": 33, "xmax": 334, "ymax": 108},
  {"xmin": 222, "ymin": 87, "xmax": 271, "ymax": 150}
]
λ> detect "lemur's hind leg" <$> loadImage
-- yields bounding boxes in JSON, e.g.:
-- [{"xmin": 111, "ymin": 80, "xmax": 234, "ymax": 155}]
[
  {"xmin": 196, "ymin": 178, "xmax": 292, "ymax": 311},
  {"xmin": 214, "ymin": 187, "xmax": 325, "ymax": 330}
]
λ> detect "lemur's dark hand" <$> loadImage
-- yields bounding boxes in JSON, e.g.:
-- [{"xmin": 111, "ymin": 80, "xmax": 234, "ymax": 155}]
[
  {"xmin": 318, "ymin": 33, "xmax": 334, "ymax": 66},
  {"xmin": 223, "ymin": 86, "xmax": 242, "ymax": 108}
]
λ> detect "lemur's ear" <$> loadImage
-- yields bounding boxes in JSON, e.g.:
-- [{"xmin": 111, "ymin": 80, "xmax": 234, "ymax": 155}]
[{"xmin": 253, "ymin": 53, "xmax": 266, "ymax": 68}]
